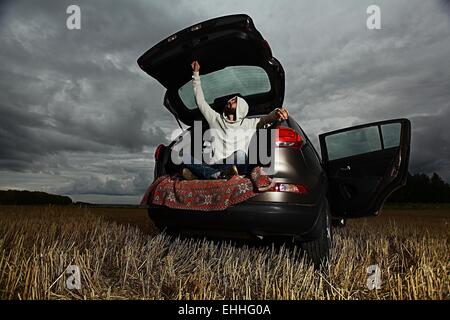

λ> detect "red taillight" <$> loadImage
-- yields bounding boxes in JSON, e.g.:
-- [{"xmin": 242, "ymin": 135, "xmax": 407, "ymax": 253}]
[
  {"xmin": 154, "ymin": 144, "xmax": 165, "ymax": 161},
  {"xmin": 268, "ymin": 183, "xmax": 308, "ymax": 195},
  {"xmin": 275, "ymin": 127, "xmax": 303, "ymax": 148}
]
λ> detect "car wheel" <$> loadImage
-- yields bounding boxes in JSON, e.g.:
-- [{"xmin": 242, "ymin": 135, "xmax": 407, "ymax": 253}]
[
  {"xmin": 300, "ymin": 198, "xmax": 332, "ymax": 268},
  {"xmin": 148, "ymin": 210, "xmax": 178, "ymax": 236}
]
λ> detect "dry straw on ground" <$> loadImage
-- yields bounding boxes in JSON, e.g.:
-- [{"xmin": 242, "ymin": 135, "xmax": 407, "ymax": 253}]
[{"xmin": 0, "ymin": 206, "xmax": 448, "ymax": 300}]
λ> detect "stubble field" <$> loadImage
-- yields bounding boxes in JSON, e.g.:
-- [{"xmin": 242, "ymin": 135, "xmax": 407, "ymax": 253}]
[{"xmin": 0, "ymin": 205, "xmax": 448, "ymax": 300}]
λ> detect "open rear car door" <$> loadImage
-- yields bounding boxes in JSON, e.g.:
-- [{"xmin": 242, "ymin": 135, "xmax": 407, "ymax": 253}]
[{"xmin": 319, "ymin": 119, "xmax": 411, "ymax": 218}]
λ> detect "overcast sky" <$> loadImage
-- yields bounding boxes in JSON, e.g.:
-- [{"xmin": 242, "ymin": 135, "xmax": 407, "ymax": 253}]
[{"xmin": 1, "ymin": 0, "xmax": 449, "ymax": 204}]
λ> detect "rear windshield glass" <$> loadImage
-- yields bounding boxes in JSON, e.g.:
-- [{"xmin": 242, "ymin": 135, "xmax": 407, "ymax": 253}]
[{"xmin": 178, "ymin": 66, "xmax": 271, "ymax": 109}]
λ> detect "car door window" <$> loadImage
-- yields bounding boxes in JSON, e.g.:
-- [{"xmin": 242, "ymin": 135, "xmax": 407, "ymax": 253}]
[
  {"xmin": 381, "ymin": 123, "xmax": 401, "ymax": 148},
  {"xmin": 325, "ymin": 126, "xmax": 381, "ymax": 161}
]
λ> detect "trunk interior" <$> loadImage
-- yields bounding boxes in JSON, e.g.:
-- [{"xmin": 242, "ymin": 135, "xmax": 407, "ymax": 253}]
[{"xmin": 157, "ymin": 121, "xmax": 277, "ymax": 179}]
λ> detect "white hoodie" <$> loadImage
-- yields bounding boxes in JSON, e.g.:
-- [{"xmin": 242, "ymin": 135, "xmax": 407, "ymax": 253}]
[{"xmin": 192, "ymin": 71, "xmax": 277, "ymax": 164}]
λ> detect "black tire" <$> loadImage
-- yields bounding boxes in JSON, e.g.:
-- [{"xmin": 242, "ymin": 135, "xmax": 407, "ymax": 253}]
[
  {"xmin": 148, "ymin": 210, "xmax": 177, "ymax": 236},
  {"xmin": 300, "ymin": 199, "xmax": 332, "ymax": 268}
]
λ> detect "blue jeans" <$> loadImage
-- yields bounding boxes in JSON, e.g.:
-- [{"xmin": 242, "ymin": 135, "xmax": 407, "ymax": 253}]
[{"xmin": 184, "ymin": 150, "xmax": 249, "ymax": 179}]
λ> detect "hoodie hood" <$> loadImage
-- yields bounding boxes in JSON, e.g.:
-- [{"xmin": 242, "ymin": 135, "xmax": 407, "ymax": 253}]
[{"xmin": 223, "ymin": 96, "xmax": 249, "ymax": 123}]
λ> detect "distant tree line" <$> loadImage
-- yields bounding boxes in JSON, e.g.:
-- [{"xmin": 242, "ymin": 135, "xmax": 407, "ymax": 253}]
[
  {"xmin": 0, "ymin": 190, "xmax": 72, "ymax": 205},
  {"xmin": 387, "ymin": 172, "xmax": 450, "ymax": 203}
]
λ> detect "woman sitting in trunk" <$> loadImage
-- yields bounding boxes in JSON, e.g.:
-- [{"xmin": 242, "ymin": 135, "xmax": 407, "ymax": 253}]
[{"xmin": 182, "ymin": 60, "xmax": 289, "ymax": 180}]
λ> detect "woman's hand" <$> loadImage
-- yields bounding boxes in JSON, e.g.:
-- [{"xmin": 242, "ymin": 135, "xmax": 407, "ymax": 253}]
[
  {"xmin": 274, "ymin": 107, "xmax": 289, "ymax": 121},
  {"xmin": 191, "ymin": 60, "xmax": 200, "ymax": 72}
]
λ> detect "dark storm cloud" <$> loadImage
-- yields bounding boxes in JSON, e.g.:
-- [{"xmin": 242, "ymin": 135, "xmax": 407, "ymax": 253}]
[
  {"xmin": 1, "ymin": 0, "xmax": 450, "ymax": 201},
  {"xmin": 241, "ymin": 0, "xmax": 450, "ymax": 181},
  {"xmin": 52, "ymin": 151, "xmax": 155, "ymax": 196},
  {"xmin": 0, "ymin": 0, "xmax": 195, "ymax": 174},
  {"xmin": 409, "ymin": 107, "xmax": 450, "ymax": 175},
  {"xmin": 56, "ymin": 174, "xmax": 142, "ymax": 196}
]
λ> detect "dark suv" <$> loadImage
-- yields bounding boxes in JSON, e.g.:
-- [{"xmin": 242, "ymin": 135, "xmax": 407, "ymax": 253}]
[{"xmin": 137, "ymin": 14, "xmax": 411, "ymax": 265}]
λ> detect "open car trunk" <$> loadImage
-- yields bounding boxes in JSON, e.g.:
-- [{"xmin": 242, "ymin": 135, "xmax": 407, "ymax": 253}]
[
  {"xmin": 137, "ymin": 14, "xmax": 285, "ymax": 126},
  {"xmin": 153, "ymin": 120, "xmax": 277, "ymax": 178},
  {"xmin": 137, "ymin": 15, "xmax": 294, "ymax": 210}
]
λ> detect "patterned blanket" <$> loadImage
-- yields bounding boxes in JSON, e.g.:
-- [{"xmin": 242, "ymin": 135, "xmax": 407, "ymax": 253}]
[{"xmin": 140, "ymin": 166, "xmax": 275, "ymax": 211}]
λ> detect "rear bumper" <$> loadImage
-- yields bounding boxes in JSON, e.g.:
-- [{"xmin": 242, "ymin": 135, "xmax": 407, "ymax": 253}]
[{"xmin": 148, "ymin": 196, "xmax": 326, "ymax": 241}]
